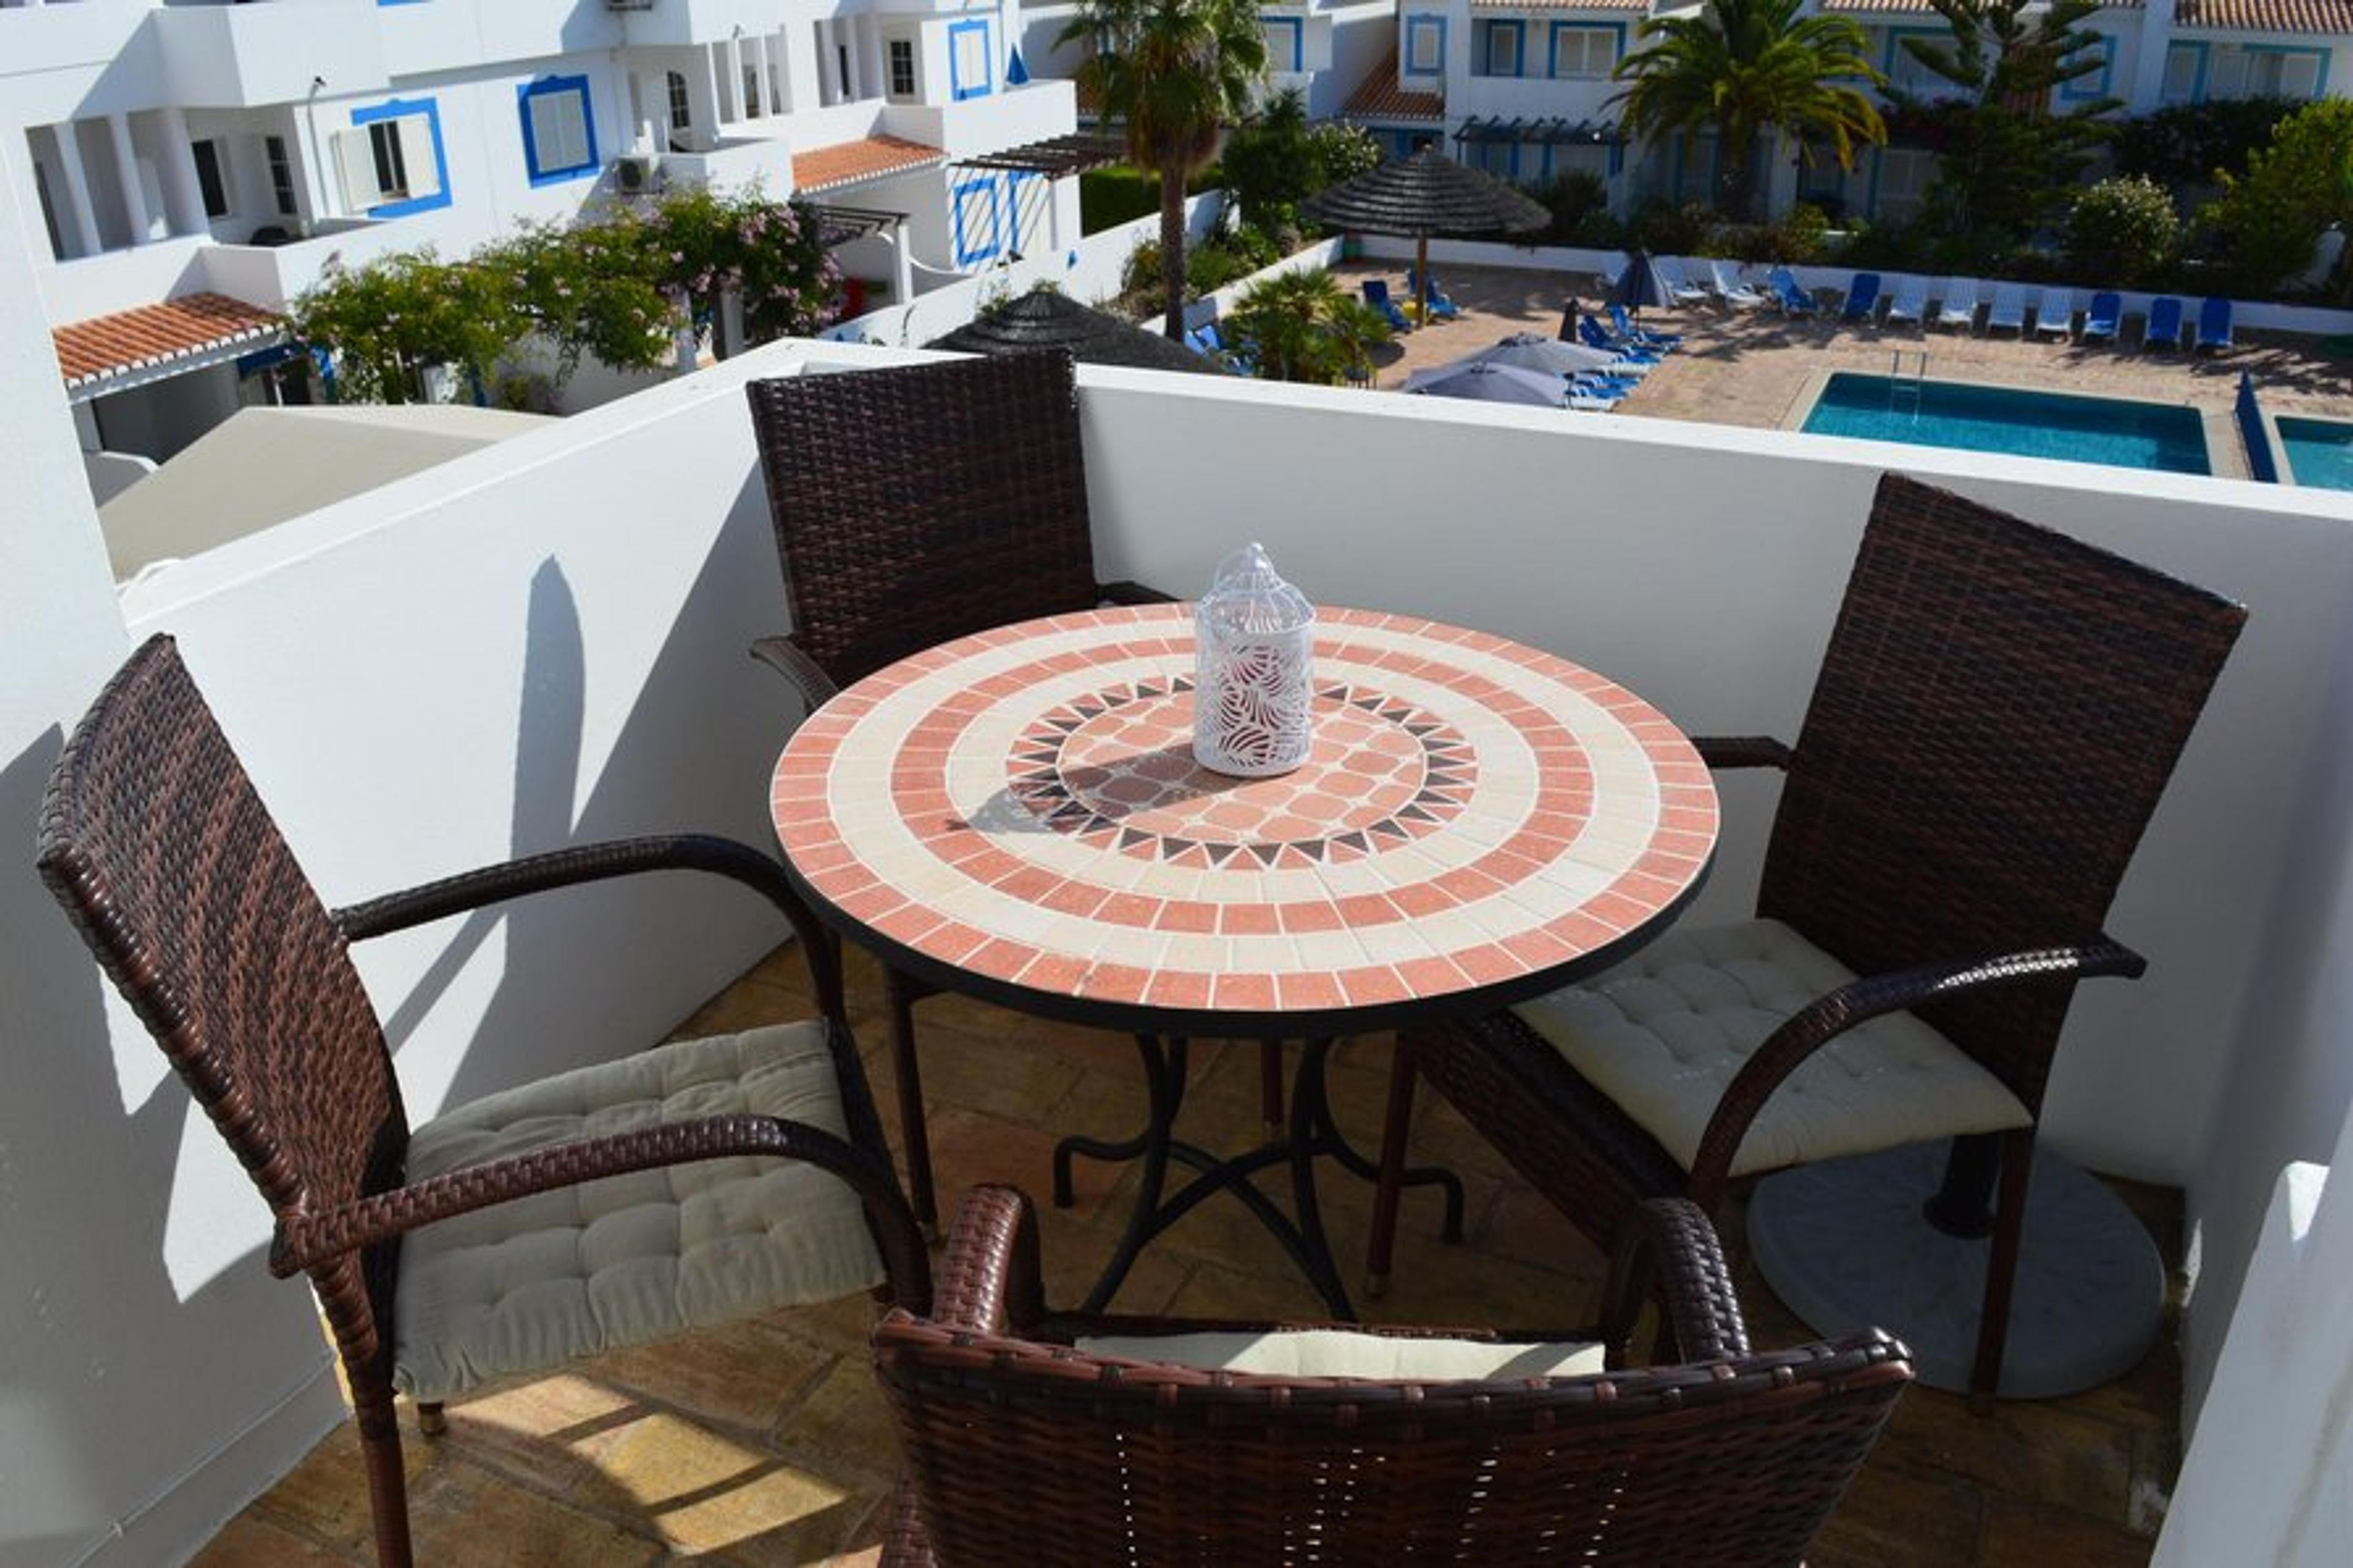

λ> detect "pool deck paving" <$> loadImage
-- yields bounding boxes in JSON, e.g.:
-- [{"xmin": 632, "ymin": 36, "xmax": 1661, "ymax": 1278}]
[{"xmin": 1337, "ymin": 259, "xmax": 2353, "ymax": 484}]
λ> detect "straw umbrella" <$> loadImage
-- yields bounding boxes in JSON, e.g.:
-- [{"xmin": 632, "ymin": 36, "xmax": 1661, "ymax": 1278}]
[
  {"xmin": 926, "ymin": 289, "xmax": 1227, "ymax": 376},
  {"xmin": 1302, "ymin": 147, "xmax": 1548, "ymax": 324}
]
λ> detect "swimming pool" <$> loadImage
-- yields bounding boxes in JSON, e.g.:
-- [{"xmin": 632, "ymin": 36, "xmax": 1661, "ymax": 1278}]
[
  {"xmin": 1800, "ymin": 374, "xmax": 2211, "ymax": 475},
  {"xmin": 2276, "ymin": 416, "xmax": 2353, "ymax": 491}
]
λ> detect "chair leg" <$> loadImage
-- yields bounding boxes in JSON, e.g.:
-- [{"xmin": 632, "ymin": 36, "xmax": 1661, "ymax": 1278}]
[
  {"xmin": 882, "ymin": 965, "xmax": 939, "ymax": 1236},
  {"xmin": 354, "ymin": 1389, "xmax": 415, "ymax": 1568},
  {"xmin": 1970, "ymin": 1128, "xmax": 2037, "ymax": 1407},
  {"xmin": 415, "ymin": 1401, "xmax": 445, "ymax": 1436},
  {"xmin": 1363, "ymin": 1046, "xmax": 1419, "ymax": 1298}
]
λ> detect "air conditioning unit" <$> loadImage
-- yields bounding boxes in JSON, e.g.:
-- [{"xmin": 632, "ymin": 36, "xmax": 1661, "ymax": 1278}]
[{"xmin": 615, "ymin": 154, "xmax": 656, "ymax": 194}]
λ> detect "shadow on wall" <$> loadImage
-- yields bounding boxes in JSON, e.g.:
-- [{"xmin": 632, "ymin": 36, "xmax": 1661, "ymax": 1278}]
[{"xmin": 1, "ymin": 730, "xmax": 333, "ymax": 1563}]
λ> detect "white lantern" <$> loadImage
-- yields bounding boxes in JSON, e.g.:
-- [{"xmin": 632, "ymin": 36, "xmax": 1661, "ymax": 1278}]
[{"xmin": 1193, "ymin": 542, "xmax": 1316, "ymax": 777}]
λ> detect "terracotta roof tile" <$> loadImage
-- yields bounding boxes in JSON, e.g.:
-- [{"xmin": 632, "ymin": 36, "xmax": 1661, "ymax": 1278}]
[
  {"xmin": 53, "ymin": 294, "xmax": 281, "ymax": 390},
  {"xmin": 1471, "ymin": 0, "xmax": 1647, "ymax": 9},
  {"xmin": 2175, "ymin": 0, "xmax": 2352, "ymax": 29},
  {"xmin": 1343, "ymin": 47, "xmax": 1446, "ymax": 122},
  {"xmin": 792, "ymin": 134, "xmax": 945, "ymax": 196}
]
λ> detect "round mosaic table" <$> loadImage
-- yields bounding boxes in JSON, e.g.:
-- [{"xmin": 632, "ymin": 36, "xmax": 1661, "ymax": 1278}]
[{"xmin": 770, "ymin": 603, "xmax": 1716, "ymax": 1313}]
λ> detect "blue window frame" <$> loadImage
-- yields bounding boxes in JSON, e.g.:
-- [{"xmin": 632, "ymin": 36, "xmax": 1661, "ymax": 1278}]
[
  {"xmin": 1404, "ymin": 15, "xmax": 1446, "ymax": 77},
  {"xmin": 949, "ymin": 20, "xmax": 993, "ymax": 101},
  {"xmin": 1262, "ymin": 15, "xmax": 1304, "ymax": 73},
  {"xmin": 1882, "ymin": 26, "xmax": 1946, "ymax": 97},
  {"xmin": 1547, "ymin": 23, "xmax": 1622, "ymax": 80},
  {"xmin": 518, "ymin": 75, "xmax": 599, "ymax": 186},
  {"xmin": 1007, "ymin": 169, "xmax": 1039, "ymax": 259},
  {"xmin": 347, "ymin": 97, "xmax": 450, "ymax": 218},
  {"xmin": 2059, "ymin": 34, "xmax": 2114, "ymax": 102},
  {"xmin": 952, "ymin": 175, "xmax": 999, "ymax": 266},
  {"xmin": 1479, "ymin": 20, "xmax": 1524, "ymax": 78}
]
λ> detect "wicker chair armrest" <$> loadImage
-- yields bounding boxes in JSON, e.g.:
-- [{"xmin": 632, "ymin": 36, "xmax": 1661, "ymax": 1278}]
[
  {"xmin": 1096, "ymin": 579, "xmax": 1178, "ymax": 607},
  {"xmin": 930, "ymin": 1184, "xmax": 1050, "ymax": 1336},
  {"xmin": 749, "ymin": 634, "xmax": 841, "ymax": 711},
  {"xmin": 1691, "ymin": 735, "xmax": 1792, "ymax": 770},
  {"xmin": 271, "ymin": 1113, "xmax": 931, "ymax": 1309},
  {"xmin": 1602, "ymin": 1197, "xmax": 1749, "ymax": 1364},
  {"xmin": 331, "ymin": 834, "xmax": 843, "ymax": 1017},
  {"xmin": 1686, "ymin": 937, "xmax": 2146, "ymax": 1203}
]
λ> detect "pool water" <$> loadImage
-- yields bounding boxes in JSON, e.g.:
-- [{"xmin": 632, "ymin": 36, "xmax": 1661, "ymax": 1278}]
[
  {"xmin": 1802, "ymin": 374, "xmax": 2211, "ymax": 475},
  {"xmin": 2276, "ymin": 416, "xmax": 2353, "ymax": 491}
]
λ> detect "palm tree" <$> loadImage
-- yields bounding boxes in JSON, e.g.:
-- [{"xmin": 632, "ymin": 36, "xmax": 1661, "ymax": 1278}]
[
  {"xmin": 1611, "ymin": 0, "xmax": 1885, "ymax": 222},
  {"xmin": 1224, "ymin": 267, "xmax": 1390, "ymax": 384},
  {"xmin": 1061, "ymin": 0, "xmax": 1267, "ymax": 338}
]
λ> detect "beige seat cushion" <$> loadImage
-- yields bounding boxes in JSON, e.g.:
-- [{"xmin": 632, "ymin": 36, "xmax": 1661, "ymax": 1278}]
[
  {"xmin": 1513, "ymin": 918, "xmax": 2031, "ymax": 1180},
  {"xmin": 1078, "ymin": 1328, "xmax": 1605, "ymax": 1382},
  {"xmin": 393, "ymin": 1023, "xmax": 884, "ymax": 1404}
]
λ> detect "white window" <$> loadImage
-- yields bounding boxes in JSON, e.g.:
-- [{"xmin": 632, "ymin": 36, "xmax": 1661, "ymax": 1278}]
[
  {"xmin": 1482, "ymin": 23, "xmax": 1521, "ymax": 78},
  {"xmin": 1874, "ymin": 146, "xmax": 1933, "ymax": 223},
  {"xmin": 1406, "ymin": 17, "xmax": 1443, "ymax": 75},
  {"xmin": 525, "ymin": 89, "xmax": 591, "ymax": 176},
  {"xmin": 1551, "ymin": 28, "xmax": 1615, "ymax": 80},
  {"xmin": 2244, "ymin": 50, "xmax": 2322, "ymax": 99},
  {"xmin": 334, "ymin": 112, "xmax": 441, "ymax": 209},
  {"xmin": 2161, "ymin": 44, "xmax": 2202, "ymax": 104},
  {"xmin": 950, "ymin": 21, "xmax": 991, "ymax": 99},
  {"xmin": 265, "ymin": 134, "xmax": 297, "ymax": 216},
  {"xmin": 889, "ymin": 38, "xmax": 917, "ymax": 98}
]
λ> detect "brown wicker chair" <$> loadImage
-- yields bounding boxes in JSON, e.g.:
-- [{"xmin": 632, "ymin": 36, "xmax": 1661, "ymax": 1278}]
[
  {"xmin": 876, "ymin": 1184, "xmax": 1912, "ymax": 1566},
  {"xmin": 1368, "ymin": 471, "xmax": 2246, "ymax": 1399},
  {"xmin": 746, "ymin": 350, "xmax": 1177, "ymax": 1232},
  {"xmin": 37, "ymin": 635, "xmax": 932, "ymax": 1568}
]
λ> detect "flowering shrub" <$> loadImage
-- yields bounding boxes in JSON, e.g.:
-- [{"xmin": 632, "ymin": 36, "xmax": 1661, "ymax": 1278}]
[
  {"xmin": 285, "ymin": 185, "xmax": 839, "ymax": 404},
  {"xmin": 2064, "ymin": 176, "xmax": 2180, "ymax": 287}
]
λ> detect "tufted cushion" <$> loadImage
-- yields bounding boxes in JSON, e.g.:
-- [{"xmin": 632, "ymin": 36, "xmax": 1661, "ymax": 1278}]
[
  {"xmin": 1078, "ymin": 1328, "xmax": 1605, "ymax": 1382},
  {"xmin": 1513, "ymin": 918, "xmax": 2031, "ymax": 1180},
  {"xmin": 392, "ymin": 1023, "xmax": 884, "ymax": 1404}
]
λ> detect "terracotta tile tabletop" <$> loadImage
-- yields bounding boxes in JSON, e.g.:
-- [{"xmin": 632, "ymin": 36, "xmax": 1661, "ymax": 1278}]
[{"xmin": 770, "ymin": 604, "xmax": 1716, "ymax": 1034}]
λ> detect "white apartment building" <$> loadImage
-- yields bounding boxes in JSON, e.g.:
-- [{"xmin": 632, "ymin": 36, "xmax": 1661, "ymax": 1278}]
[
  {"xmin": 1343, "ymin": 0, "xmax": 2353, "ymax": 221},
  {"xmin": 4, "ymin": 0, "xmax": 1093, "ymax": 468}
]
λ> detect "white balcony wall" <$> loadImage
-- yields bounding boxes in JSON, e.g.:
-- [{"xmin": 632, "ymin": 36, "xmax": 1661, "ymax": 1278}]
[
  {"xmin": 9, "ymin": 322, "xmax": 2353, "ymax": 1559},
  {"xmin": 379, "ymin": 0, "xmax": 625, "ymax": 80},
  {"xmin": 881, "ymin": 79, "xmax": 1077, "ymax": 159},
  {"xmin": 664, "ymin": 134, "xmax": 797, "ymax": 192},
  {"xmin": 34, "ymin": 232, "xmax": 208, "ymax": 324},
  {"xmin": 1455, "ymin": 74, "xmax": 1620, "ymax": 125},
  {"xmin": 152, "ymin": 1, "xmax": 390, "ymax": 112},
  {"xmin": 0, "ymin": 2, "xmax": 165, "ymax": 120},
  {"xmin": 618, "ymin": 0, "xmax": 796, "ymax": 50}
]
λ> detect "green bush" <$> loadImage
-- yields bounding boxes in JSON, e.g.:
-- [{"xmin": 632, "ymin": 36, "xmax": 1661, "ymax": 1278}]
[
  {"xmin": 2113, "ymin": 97, "xmax": 2303, "ymax": 189},
  {"xmin": 1626, "ymin": 199, "xmax": 1713, "ymax": 256},
  {"xmin": 2065, "ymin": 176, "xmax": 2180, "ymax": 287},
  {"xmin": 2193, "ymin": 98, "xmax": 2353, "ymax": 297},
  {"xmin": 1530, "ymin": 169, "xmax": 1616, "ymax": 246},
  {"xmin": 1186, "ymin": 242, "xmax": 1260, "ymax": 295},
  {"xmin": 1082, "ymin": 168, "xmax": 1162, "ymax": 232}
]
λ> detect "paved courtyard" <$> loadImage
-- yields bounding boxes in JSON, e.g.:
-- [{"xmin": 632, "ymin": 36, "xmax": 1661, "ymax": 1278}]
[{"xmin": 1336, "ymin": 259, "xmax": 2353, "ymax": 483}]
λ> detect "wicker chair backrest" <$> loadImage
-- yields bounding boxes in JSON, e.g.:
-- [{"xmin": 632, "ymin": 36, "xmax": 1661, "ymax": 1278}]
[
  {"xmin": 746, "ymin": 352, "xmax": 1106, "ymax": 688},
  {"xmin": 874, "ymin": 1316, "xmax": 1912, "ymax": 1566},
  {"xmin": 1763, "ymin": 473, "xmax": 2245, "ymax": 1108},
  {"xmin": 37, "ymin": 635, "xmax": 404, "ymax": 1353}
]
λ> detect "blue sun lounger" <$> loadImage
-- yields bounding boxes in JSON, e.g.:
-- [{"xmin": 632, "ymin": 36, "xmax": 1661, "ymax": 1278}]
[
  {"xmin": 1362, "ymin": 279, "xmax": 1412, "ymax": 333},
  {"xmin": 2078, "ymin": 291, "xmax": 2123, "ymax": 344},
  {"xmin": 2196, "ymin": 296, "xmax": 2235, "ymax": 352},
  {"xmin": 2142, "ymin": 296, "xmax": 2186, "ymax": 350},
  {"xmin": 1840, "ymin": 272, "xmax": 1882, "ymax": 322},
  {"xmin": 1608, "ymin": 303, "xmax": 1681, "ymax": 350},
  {"xmin": 1406, "ymin": 267, "xmax": 1462, "ymax": 320},
  {"xmin": 1765, "ymin": 267, "xmax": 1820, "ymax": 316}
]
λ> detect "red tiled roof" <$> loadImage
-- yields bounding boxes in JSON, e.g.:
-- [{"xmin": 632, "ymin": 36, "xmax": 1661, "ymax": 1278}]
[
  {"xmin": 792, "ymin": 134, "xmax": 945, "ymax": 196},
  {"xmin": 2175, "ymin": 0, "xmax": 2352, "ymax": 30},
  {"xmin": 1820, "ymin": 0, "xmax": 1942, "ymax": 11},
  {"xmin": 52, "ymin": 294, "xmax": 281, "ymax": 392},
  {"xmin": 1343, "ymin": 47, "xmax": 1446, "ymax": 122},
  {"xmin": 1472, "ymin": 0, "xmax": 1647, "ymax": 9}
]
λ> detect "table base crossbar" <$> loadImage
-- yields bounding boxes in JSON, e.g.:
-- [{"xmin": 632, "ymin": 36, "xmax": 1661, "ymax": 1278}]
[{"xmin": 1056, "ymin": 1037, "xmax": 1464, "ymax": 1319}]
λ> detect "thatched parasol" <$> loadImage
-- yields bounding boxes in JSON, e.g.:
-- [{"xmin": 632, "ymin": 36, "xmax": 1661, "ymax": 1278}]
[
  {"xmin": 925, "ymin": 289, "xmax": 1225, "ymax": 376},
  {"xmin": 1302, "ymin": 148, "xmax": 1548, "ymax": 322}
]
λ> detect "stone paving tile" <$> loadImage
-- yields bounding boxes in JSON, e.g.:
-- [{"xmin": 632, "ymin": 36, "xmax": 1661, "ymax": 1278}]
[{"xmin": 213, "ymin": 939, "xmax": 2187, "ymax": 1564}]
